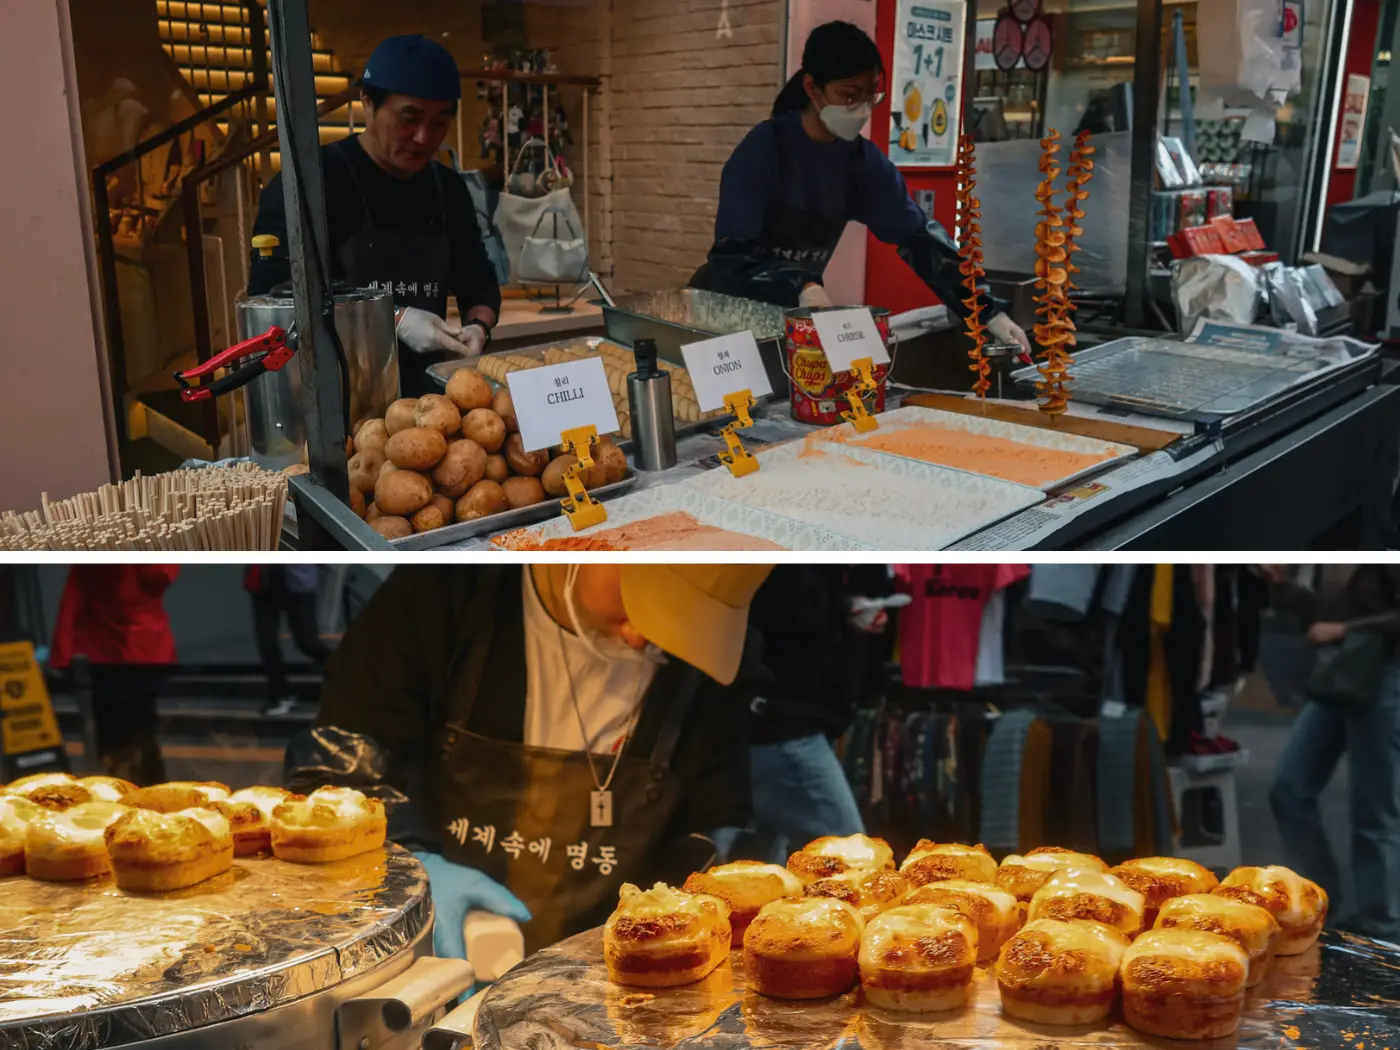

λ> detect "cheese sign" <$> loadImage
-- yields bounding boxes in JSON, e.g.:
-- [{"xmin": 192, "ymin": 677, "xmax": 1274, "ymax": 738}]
[
  {"xmin": 0, "ymin": 641, "xmax": 63, "ymax": 757},
  {"xmin": 812, "ymin": 308, "xmax": 890, "ymax": 373},
  {"xmin": 508, "ymin": 356, "xmax": 621, "ymax": 454},
  {"xmin": 680, "ymin": 331, "xmax": 773, "ymax": 413}
]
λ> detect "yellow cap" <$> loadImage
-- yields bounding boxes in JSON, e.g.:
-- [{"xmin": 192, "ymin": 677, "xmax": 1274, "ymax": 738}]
[
  {"xmin": 620, "ymin": 565, "xmax": 774, "ymax": 685},
  {"xmin": 251, "ymin": 234, "xmax": 281, "ymax": 258}
]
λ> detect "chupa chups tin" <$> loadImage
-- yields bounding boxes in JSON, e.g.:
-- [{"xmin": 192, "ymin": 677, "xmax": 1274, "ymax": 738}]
[{"xmin": 786, "ymin": 307, "xmax": 893, "ymax": 426}]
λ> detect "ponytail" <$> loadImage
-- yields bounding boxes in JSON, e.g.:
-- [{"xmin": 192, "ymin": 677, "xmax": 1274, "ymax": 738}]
[
  {"xmin": 772, "ymin": 71, "xmax": 810, "ymax": 118},
  {"xmin": 772, "ymin": 21, "xmax": 885, "ymax": 119}
]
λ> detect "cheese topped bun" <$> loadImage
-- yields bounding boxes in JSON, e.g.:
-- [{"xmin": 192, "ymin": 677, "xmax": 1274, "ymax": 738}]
[
  {"xmin": 1110, "ymin": 857, "xmax": 1219, "ymax": 924},
  {"xmin": 787, "ymin": 834, "xmax": 896, "ymax": 884},
  {"xmin": 270, "ymin": 786, "xmax": 387, "ymax": 863},
  {"xmin": 6, "ymin": 773, "xmax": 94, "ymax": 811},
  {"xmin": 604, "ymin": 882, "xmax": 732, "ymax": 988},
  {"xmin": 744, "ymin": 897, "xmax": 865, "ymax": 1000},
  {"xmin": 127, "ymin": 781, "xmax": 231, "ymax": 813},
  {"xmin": 79, "ymin": 776, "xmax": 139, "ymax": 804},
  {"xmin": 1, "ymin": 795, "xmax": 45, "ymax": 877},
  {"xmin": 859, "ymin": 904, "xmax": 979, "ymax": 1013},
  {"xmin": 25, "ymin": 801, "xmax": 129, "ymax": 881},
  {"xmin": 1121, "ymin": 928, "xmax": 1249, "ymax": 1040},
  {"xmin": 905, "ymin": 879, "xmax": 1021, "ymax": 962},
  {"xmin": 1027, "ymin": 866, "xmax": 1146, "ymax": 938},
  {"xmin": 683, "ymin": 862, "xmax": 803, "ymax": 945},
  {"xmin": 805, "ymin": 868, "xmax": 910, "ymax": 923},
  {"xmin": 996, "ymin": 918, "xmax": 1130, "ymax": 1026},
  {"xmin": 1154, "ymin": 893, "xmax": 1279, "ymax": 988},
  {"xmin": 899, "ymin": 841, "xmax": 997, "ymax": 887},
  {"xmin": 214, "ymin": 787, "xmax": 300, "ymax": 857},
  {"xmin": 1213, "ymin": 865, "xmax": 1327, "ymax": 956},
  {"xmin": 104, "ymin": 806, "xmax": 234, "ymax": 892},
  {"xmin": 995, "ymin": 847, "xmax": 1109, "ymax": 902}
]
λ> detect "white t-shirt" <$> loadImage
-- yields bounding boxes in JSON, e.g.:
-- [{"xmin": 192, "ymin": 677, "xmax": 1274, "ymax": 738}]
[{"xmin": 521, "ymin": 572, "xmax": 662, "ymax": 754}]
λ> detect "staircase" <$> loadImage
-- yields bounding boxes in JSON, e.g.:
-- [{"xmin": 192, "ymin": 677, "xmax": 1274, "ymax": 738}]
[{"xmin": 156, "ymin": 0, "xmax": 363, "ymax": 171}]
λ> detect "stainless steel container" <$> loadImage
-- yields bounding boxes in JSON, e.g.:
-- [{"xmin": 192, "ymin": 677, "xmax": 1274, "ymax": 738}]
[
  {"xmin": 1, "ymin": 845, "xmax": 472, "ymax": 1050},
  {"xmin": 626, "ymin": 339, "xmax": 677, "ymax": 472},
  {"xmin": 235, "ymin": 288, "xmax": 399, "ymax": 470}
]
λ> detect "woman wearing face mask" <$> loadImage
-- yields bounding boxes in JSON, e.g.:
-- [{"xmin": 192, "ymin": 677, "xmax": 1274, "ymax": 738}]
[
  {"xmin": 691, "ymin": 21, "xmax": 1031, "ymax": 358},
  {"xmin": 285, "ymin": 564, "xmax": 772, "ymax": 962}
]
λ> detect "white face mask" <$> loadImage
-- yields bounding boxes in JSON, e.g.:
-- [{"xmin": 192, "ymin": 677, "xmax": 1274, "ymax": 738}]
[
  {"xmin": 820, "ymin": 101, "xmax": 873, "ymax": 142},
  {"xmin": 561, "ymin": 566, "xmax": 664, "ymax": 665}
]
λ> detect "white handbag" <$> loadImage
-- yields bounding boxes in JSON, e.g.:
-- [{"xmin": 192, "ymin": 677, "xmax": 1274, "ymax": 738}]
[
  {"xmin": 516, "ymin": 206, "xmax": 590, "ymax": 285},
  {"xmin": 494, "ymin": 139, "xmax": 586, "ymax": 284}
]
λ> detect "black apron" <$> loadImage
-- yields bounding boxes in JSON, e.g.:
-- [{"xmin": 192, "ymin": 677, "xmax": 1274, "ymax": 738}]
[
  {"xmin": 433, "ymin": 573, "xmax": 707, "ymax": 952},
  {"xmin": 337, "ymin": 145, "xmax": 453, "ymax": 399},
  {"xmin": 690, "ymin": 128, "xmax": 862, "ymax": 310}
]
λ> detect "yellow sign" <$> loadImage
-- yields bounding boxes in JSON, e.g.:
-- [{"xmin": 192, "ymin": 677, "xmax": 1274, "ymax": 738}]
[{"xmin": 0, "ymin": 641, "xmax": 63, "ymax": 756}]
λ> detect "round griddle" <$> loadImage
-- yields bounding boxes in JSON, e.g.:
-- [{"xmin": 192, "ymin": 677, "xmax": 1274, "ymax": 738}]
[
  {"xmin": 471, "ymin": 928, "xmax": 1400, "ymax": 1049},
  {"xmin": 0, "ymin": 845, "xmax": 429, "ymax": 1050}
]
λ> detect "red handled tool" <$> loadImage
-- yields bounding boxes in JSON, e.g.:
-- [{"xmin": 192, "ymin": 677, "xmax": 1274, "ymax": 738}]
[{"xmin": 174, "ymin": 325, "xmax": 297, "ymax": 403}]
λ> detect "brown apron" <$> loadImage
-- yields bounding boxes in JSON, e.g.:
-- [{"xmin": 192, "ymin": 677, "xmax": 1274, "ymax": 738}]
[{"xmin": 433, "ymin": 573, "xmax": 705, "ymax": 952}]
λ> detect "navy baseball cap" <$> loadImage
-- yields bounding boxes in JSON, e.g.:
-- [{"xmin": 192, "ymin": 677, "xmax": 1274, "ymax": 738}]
[{"xmin": 361, "ymin": 35, "xmax": 461, "ymax": 102}]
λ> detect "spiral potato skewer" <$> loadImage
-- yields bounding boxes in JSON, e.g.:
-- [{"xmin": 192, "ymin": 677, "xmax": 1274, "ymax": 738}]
[
  {"xmin": 1033, "ymin": 130, "xmax": 1073, "ymax": 417},
  {"xmin": 1062, "ymin": 130, "xmax": 1098, "ymax": 311},
  {"xmin": 956, "ymin": 135, "xmax": 992, "ymax": 399}
]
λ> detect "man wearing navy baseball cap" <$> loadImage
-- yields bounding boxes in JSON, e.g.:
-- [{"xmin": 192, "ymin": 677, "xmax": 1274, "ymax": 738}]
[{"xmin": 249, "ymin": 35, "xmax": 500, "ymax": 396}]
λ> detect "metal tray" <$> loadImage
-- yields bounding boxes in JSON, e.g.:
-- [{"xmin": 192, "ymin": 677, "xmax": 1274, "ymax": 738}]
[
  {"xmin": 472, "ymin": 927, "xmax": 1396, "ymax": 1050},
  {"xmin": 390, "ymin": 471, "xmax": 639, "ymax": 551},
  {"xmin": 1, "ymin": 846, "xmax": 429, "ymax": 1050},
  {"xmin": 808, "ymin": 405, "xmax": 1137, "ymax": 492},
  {"xmin": 1009, "ymin": 337, "xmax": 1335, "ymax": 422},
  {"xmin": 598, "ymin": 288, "xmax": 791, "ymax": 402}
]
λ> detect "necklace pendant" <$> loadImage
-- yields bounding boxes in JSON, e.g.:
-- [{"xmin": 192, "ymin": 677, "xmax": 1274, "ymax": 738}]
[{"xmin": 590, "ymin": 790, "xmax": 614, "ymax": 828}]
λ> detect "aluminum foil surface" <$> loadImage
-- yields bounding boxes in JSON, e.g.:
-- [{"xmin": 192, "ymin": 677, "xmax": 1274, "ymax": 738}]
[
  {"xmin": 473, "ymin": 929, "xmax": 1400, "ymax": 1049},
  {"xmin": 0, "ymin": 846, "xmax": 429, "ymax": 1050}
]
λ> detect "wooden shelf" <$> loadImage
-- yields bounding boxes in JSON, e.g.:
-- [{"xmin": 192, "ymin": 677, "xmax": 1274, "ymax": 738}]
[{"xmin": 460, "ymin": 68, "xmax": 602, "ymax": 88}]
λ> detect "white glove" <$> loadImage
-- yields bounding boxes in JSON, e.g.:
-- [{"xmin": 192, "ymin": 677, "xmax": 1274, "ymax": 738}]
[
  {"xmin": 987, "ymin": 312, "xmax": 1033, "ymax": 363},
  {"xmin": 396, "ymin": 307, "xmax": 472, "ymax": 355},
  {"xmin": 459, "ymin": 322, "xmax": 488, "ymax": 356},
  {"xmin": 799, "ymin": 283, "xmax": 833, "ymax": 310}
]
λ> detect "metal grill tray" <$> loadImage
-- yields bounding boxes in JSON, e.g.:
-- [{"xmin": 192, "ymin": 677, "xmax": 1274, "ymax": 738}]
[
  {"xmin": 1011, "ymin": 338, "xmax": 1334, "ymax": 421},
  {"xmin": 0, "ymin": 846, "xmax": 429, "ymax": 1050},
  {"xmin": 472, "ymin": 928, "xmax": 1400, "ymax": 1050}
]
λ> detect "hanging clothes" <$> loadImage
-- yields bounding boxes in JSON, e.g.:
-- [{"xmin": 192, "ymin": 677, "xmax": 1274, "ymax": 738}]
[{"xmin": 895, "ymin": 565, "xmax": 1030, "ymax": 691}]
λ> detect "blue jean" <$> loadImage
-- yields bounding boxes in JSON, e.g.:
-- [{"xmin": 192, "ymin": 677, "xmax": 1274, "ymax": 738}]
[
  {"xmin": 1269, "ymin": 663, "xmax": 1400, "ymax": 938},
  {"xmin": 749, "ymin": 733, "xmax": 865, "ymax": 865}
]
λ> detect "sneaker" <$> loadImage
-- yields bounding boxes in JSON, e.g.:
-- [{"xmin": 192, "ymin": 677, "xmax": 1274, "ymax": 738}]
[{"xmin": 262, "ymin": 697, "xmax": 297, "ymax": 717}]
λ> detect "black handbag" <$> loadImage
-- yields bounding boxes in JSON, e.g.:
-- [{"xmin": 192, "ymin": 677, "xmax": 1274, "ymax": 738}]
[{"xmin": 1305, "ymin": 629, "xmax": 1391, "ymax": 711}]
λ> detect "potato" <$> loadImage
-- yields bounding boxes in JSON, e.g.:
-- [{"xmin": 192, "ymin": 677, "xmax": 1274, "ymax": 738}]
[
  {"xmin": 485, "ymin": 453, "xmax": 510, "ymax": 484},
  {"xmin": 344, "ymin": 437, "xmax": 355, "ymax": 459},
  {"xmin": 411, "ymin": 502, "xmax": 449, "ymax": 533},
  {"xmin": 370, "ymin": 516, "xmax": 414, "ymax": 541},
  {"xmin": 492, "ymin": 389, "xmax": 519, "ymax": 434},
  {"xmin": 386, "ymin": 426, "xmax": 448, "ymax": 471},
  {"xmin": 375, "ymin": 469, "xmax": 433, "ymax": 517},
  {"xmin": 456, "ymin": 480, "xmax": 508, "ymax": 522},
  {"xmin": 354, "ymin": 418, "xmax": 388, "ymax": 455},
  {"xmin": 386, "ymin": 398, "xmax": 418, "ymax": 436},
  {"xmin": 349, "ymin": 487, "xmax": 366, "ymax": 519},
  {"xmin": 347, "ymin": 449, "xmax": 387, "ymax": 495},
  {"xmin": 414, "ymin": 394, "xmax": 462, "ymax": 438},
  {"xmin": 366, "ymin": 502, "xmax": 384, "ymax": 523},
  {"xmin": 594, "ymin": 442, "xmax": 628, "ymax": 485},
  {"xmin": 429, "ymin": 492, "xmax": 455, "ymax": 523},
  {"xmin": 433, "ymin": 438, "xmax": 488, "ymax": 498},
  {"xmin": 446, "ymin": 367, "xmax": 493, "ymax": 412},
  {"xmin": 502, "ymin": 475, "xmax": 547, "ymax": 510},
  {"xmin": 504, "ymin": 433, "xmax": 549, "ymax": 477},
  {"xmin": 462, "ymin": 408, "xmax": 506, "ymax": 453},
  {"xmin": 352, "ymin": 417, "xmax": 372, "ymax": 437},
  {"xmin": 541, "ymin": 455, "xmax": 575, "ymax": 498}
]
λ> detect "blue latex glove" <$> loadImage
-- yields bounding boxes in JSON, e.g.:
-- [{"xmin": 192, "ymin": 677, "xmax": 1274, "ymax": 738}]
[{"xmin": 414, "ymin": 851, "xmax": 532, "ymax": 962}]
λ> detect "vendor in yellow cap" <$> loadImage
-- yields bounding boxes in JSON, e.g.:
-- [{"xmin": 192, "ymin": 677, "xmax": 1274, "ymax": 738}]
[{"xmin": 289, "ymin": 564, "xmax": 773, "ymax": 958}]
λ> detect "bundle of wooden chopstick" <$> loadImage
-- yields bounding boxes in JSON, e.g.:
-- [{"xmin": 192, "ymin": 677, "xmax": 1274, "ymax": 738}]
[{"xmin": 0, "ymin": 463, "xmax": 288, "ymax": 551}]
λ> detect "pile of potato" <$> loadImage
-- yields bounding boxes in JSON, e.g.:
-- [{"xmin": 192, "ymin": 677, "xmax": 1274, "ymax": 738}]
[{"xmin": 344, "ymin": 368, "xmax": 629, "ymax": 542}]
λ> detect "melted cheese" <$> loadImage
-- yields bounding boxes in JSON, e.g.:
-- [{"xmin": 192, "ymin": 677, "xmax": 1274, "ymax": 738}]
[
  {"xmin": 1124, "ymin": 928, "xmax": 1249, "ymax": 970},
  {"xmin": 178, "ymin": 807, "xmax": 231, "ymax": 841},
  {"xmin": 1031, "ymin": 866, "xmax": 1146, "ymax": 915},
  {"xmin": 80, "ymin": 780, "xmax": 129, "ymax": 803},
  {"xmin": 0, "ymin": 796, "xmax": 43, "ymax": 847},
  {"xmin": 757, "ymin": 896, "xmax": 864, "ymax": 936},
  {"xmin": 9, "ymin": 773, "xmax": 75, "ymax": 792},
  {"xmin": 1222, "ymin": 865, "xmax": 1310, "ymax": 926},
  {"xmin": 901, "ymin": 842, "xmax": 995, "ymax": 877},
  {"xmin": 1003, "ymin": 850, "xmax": 1102, "ymax": 874},
  {"xmin": 859, "ymin": 905, "xmax": 976, "ymax": 970},
  {"xmin": 813, "ymin": 834, "xmax": 885, "ymax": 867},
  {"xmin": 709, "ymin": 862, "xmax": 804, "ymax": 897},
  {"xmin": 911, "ymin": 879, "xmax": 1019, "ymax": 918},
  {"xmin": 1017, "ymin": 918, "xmax": 1129, "ymax": 967},
  {"xmin": 1120, "ymin": 856, "xmax": 1208, "ymax": 879},
  {"xmin": 27, "ymin": 802, "xmax": 128, "ymax": 851},
  {"xmin": 617, "ymin": 882, "xmax": 713, "ymax": 919},
  {"xmin": 307, "ymin": 786, "xmax": 370, "ymax": 821},
  {"xmin": 229, "ymin": 786, "xmax": 291, "ymax": 820}
]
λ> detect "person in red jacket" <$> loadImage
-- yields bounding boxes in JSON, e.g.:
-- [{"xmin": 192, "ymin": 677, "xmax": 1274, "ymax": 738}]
[{"xmin": 50, "ymin": 565, "xmax": 180, "ymax": 784}]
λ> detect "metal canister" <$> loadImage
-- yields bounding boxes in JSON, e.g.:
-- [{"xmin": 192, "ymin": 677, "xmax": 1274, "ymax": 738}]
[
  {"xmin": 234, "ymin": 288, "xmax": 399, "ymax": 470},
  {"xmin": 785, "ymin": 307, "xmax": 892, "ymax": 426},
  {"xmin": 626, "ymin": 338, "xmax": 678, "ymax": 471}
]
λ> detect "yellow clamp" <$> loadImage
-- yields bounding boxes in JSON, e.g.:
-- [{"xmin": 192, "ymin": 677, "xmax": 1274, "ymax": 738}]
[
  {"xmin": 840, "ymin": 357, "xmax": 880, "ymax": 434},
  {"xmin": 718, "ymin": 390, "xmax": 758, "ymax": 478},
  {"xmin": 558, "ymin": 425, "xmax": 608, "ymax": 531},
  {"xmin": 251, "ymin": 234, "xmax": 280, "ymax": 258}
]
